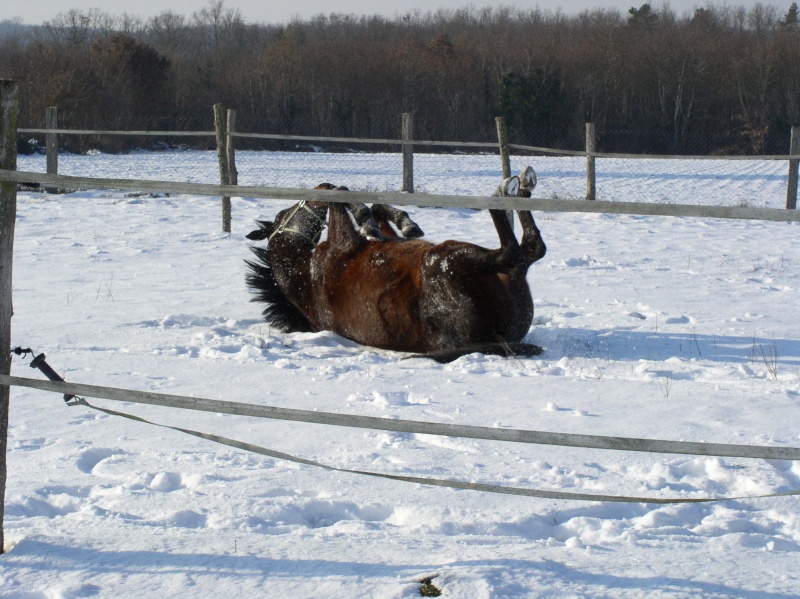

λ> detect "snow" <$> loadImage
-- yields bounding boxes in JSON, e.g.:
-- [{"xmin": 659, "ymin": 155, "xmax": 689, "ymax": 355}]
[{"xmin": 2, "ymin": 150, "xmax": 799, "ymax": 597}]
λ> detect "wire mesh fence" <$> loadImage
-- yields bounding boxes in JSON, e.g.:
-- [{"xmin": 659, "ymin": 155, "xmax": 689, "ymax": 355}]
[
  {"xmin": 16, "ymin": 115, "xmax": 795, "ymax": 158},
  {"xmin": 15, "ymin": 148, "xmax": 793, "ymax": 211},
  {"xmin": 13, "ymin": 104, "xmax": 800, "ymax": 211},
  {"xmin": 505, "ymin": 124, "xmax": 793, "ymax": 157}
]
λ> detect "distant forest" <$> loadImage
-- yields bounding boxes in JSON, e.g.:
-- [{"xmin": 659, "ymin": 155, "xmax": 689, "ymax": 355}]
[{"xmin": 2, "ymin": 1, "xmax": 800, "ymax": 155}]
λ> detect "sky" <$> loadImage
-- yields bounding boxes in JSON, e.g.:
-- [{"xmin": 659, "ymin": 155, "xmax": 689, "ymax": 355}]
[{"xmin": 4, "ymin": 0, "xmax": 794, "ymax": 27}]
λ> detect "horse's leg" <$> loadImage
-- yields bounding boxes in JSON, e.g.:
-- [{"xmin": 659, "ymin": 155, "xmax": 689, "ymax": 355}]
[
  {"xmin": 311, "ymin": 191, "xmax": 362, "ymax": 266},
  {"xmin": 514, "ymin": 167, "xmax": 546, "ymax": 265},
  {"xmin": 369, "ymin": 204, "xmax": 401, "ymax": 239},
  {"xmin": 327, "ymin": 202, "xmax": 369, "ymax": 252},
  {"xmin": 516, "ymin": 211, "xmax": 546, "ymax": 265},
  {"xmin": 310, "ymin": 200, "xmax": 369, "ymax": 330},
  {"xmin": 346, "ymin": 202, "xmax": 424, "ymax": 240},
  {"xmin": 346, "ymin": 202, "xmax": 384, "ymax": 241},
  {"xmin": 492, "ymin": 172, "xmax": 520, "ymax": 231},
  {"xmin": 315, "ymin": 184, "xmax": 382, "ymax": 241},
  {"xmin": 486, "ymin": 175, "xmax": 523, "ymax": 268},
  {"xmin": 370, "ymin": 204, "xmax": 424, "ymax": 238}
]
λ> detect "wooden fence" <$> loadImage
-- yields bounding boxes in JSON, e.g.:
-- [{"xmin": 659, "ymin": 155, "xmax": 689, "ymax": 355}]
[{"xmin": 17, "ymin": 106, "xmax": 800, "ymax": 224}]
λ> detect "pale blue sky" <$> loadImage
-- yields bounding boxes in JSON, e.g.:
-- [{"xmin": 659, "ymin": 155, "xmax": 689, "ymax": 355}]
[{"xmin": 6, "ymin": 0, "xmax": 792, "ymax": 26}]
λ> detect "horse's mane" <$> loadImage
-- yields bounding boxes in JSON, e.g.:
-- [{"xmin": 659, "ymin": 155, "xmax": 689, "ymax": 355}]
[{"xmin": 245, "ymin": 245, "xmax": 317, "ymax": 333}]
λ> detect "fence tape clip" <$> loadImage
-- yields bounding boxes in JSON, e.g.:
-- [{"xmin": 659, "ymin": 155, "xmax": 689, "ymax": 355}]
[{"xmin": 12, "ymin": 346, "xmax": 76, "ymax": 404}]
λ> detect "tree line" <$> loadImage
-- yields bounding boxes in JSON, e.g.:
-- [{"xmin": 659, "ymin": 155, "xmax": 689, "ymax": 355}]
[{"xmin": 2, "ymin": 1, "xmax": 800, "ymax": 155}]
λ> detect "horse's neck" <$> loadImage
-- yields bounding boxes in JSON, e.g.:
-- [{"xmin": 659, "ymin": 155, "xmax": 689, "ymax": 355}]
[{"xmin": 269, "ymin": 239, "xmax": 317, "ymax": 313}]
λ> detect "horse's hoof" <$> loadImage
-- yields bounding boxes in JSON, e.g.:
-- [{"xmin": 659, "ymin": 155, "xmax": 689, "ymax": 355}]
[
  {"xmin": 496, "ymin": 175, "xmax": 520, "ymax": 198},
  {"xmin": 520, "ymin": 166, "xmax": 537, "ymax": 191},
  {"xmin": 401, "ymin": 223, "xmax": 425, "ymax": 238},
  {"xmin": 360, "ymin": 225, "xmax": 384, "ymax": 241}
]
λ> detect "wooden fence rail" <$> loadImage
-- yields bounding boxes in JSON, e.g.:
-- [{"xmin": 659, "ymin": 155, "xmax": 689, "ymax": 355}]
[{"xmin": 3, "ymin": 169, "xmax": 799, "ymax": 224}]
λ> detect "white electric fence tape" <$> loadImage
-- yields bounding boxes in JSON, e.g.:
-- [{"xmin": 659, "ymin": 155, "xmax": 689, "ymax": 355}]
[{"xmin": 3, "ymin": 375, "xmax": 799, "ymax": 504}]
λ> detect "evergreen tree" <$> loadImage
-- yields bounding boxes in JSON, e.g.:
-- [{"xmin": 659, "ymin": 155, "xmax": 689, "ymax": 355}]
[
  {"xmin": 785, "ymin": 2, "xmax": 799, "ymax": 27},
  {"xmin": 628, "ymin": 4, "xmax": 659, "ymax": 29}
]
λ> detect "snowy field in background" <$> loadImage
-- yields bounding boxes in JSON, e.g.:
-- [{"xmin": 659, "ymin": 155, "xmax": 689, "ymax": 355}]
[{"xmin": 2, "ymin": 151, "xmax": 799, "ymax": 597}]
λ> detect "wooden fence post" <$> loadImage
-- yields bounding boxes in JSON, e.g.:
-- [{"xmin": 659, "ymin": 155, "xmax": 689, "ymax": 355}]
[
  {"xmin": 495, "ymin": 116, "xmax": 511, "ymax": 179},
  {"xmin": 402, "ymin": 112, "xmax": 414, "ymax": 193},
  {"xmin": 214, "ymin": 103, "xmax": 232, "ymax": 233},
  {"xmin": 226, "ymin": 109, "xmax": 238, "ymax": 186},
  {"xmin": 495, "ymin": 116, "xmax": 514, "ymax": 229},
  {"xmin": 45, "ymin": 106, "xmax": 58, "ymax": 193},
  {"xmin": 787, "ymin": 126, "xmax": 799, "ymax": 210},
  {"xmin": 586, "ymin": 122, "xmax": 596, "ymax": 201},
  {"xmin": 0, "ymin": 79, "xmax": 19, "ymax": 555}
]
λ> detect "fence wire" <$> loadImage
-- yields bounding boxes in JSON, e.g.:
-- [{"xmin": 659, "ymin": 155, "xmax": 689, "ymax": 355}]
[{"xmin": 15, "ymin": 149, "xmax": 795, "ymax": 210}]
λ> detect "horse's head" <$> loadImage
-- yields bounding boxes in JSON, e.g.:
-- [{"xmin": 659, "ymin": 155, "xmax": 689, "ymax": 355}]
[
  {"xmin": 246, "ymin": 183, "xmax": 341, "ymax": 245},
  {"xmin": 245, "ymin": 203, "xmax": 323, "ymax": 244}
]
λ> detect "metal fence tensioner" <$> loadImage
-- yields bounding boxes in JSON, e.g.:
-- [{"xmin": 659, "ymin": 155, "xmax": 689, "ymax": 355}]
[{"xmin": 12, "ymin": 347, "xmax": 77, "ymax": 404}]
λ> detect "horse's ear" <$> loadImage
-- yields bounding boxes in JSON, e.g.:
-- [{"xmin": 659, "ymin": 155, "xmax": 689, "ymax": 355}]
[{"xmin": 246, "ymin": 220, "xmax": 275, "ymax": 241}]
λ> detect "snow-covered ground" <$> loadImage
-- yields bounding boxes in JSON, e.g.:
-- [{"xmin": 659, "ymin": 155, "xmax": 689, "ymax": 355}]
[{"xmin": 2, "ymin": 151, "xmax": 799, "ymax": 598}]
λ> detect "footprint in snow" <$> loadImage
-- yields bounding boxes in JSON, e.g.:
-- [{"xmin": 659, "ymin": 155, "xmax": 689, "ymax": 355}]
[
  {"xmin": 664, "ymin": 315, "xmax": 692, "ymax": 324},
  {"xmin": 76, "ymin": 447, "xmax": 125, "ymax": 474},
  {"xmin": 167, "ymin": 510, "xmax": 207, "ymax": 529}
]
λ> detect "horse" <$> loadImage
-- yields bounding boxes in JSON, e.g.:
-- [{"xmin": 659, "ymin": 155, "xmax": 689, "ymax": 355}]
[{"xmin": 245, "ymin": 167, "xmax": 546, "ymax": 362}]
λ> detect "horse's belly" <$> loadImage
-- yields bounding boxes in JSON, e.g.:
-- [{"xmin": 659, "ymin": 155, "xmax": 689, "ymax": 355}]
[
  {"xmin": 328, "ymin": 283, "xmax": 425, "ymax": 351},
  {"xmin": 315, "ymin": 253, "xmax": 427, "ymax": 351}
]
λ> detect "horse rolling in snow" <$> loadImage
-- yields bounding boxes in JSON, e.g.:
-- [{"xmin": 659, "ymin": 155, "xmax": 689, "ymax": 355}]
[{"xmin": 245, "ymin": 167, "xmax": 546, "ymax": 362}]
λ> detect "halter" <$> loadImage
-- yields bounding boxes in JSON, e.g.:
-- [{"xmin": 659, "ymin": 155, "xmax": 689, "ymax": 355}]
[{"xmin": 268, "ymin": 200, "xmax": 326, "ymax": 245}]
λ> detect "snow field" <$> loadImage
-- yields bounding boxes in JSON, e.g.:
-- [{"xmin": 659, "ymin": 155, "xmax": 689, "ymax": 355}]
[{"xmin": 2, "ymin": 151, "xmax": 799, "ymax": 597}]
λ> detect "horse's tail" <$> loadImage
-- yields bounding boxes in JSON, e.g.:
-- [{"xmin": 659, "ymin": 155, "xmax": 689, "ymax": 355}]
[
  {"xmin": 410, "ymin": 342, "xmax": 543, "ymax": 364},
  {"xmin": 245, "ymin": 245, "xmax": 316, "ymax": 333}
]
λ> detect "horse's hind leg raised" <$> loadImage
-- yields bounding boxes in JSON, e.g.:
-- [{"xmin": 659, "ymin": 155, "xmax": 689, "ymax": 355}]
[
  {"xmin": 515, "ymin": 166, "xmax": 546, "ymax": 265},
  {"xmin": 516, "ymin": 211, "xmax": 546, "ymax": 265},
  {"xmin": 487, "ymin": 175, "xmax": 524, "ymax": 268}
]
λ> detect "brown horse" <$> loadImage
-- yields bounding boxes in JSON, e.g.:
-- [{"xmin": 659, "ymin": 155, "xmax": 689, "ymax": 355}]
[{"xmin": 245, "ymin": 167, "xmax": 546, "ymax": 362}]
